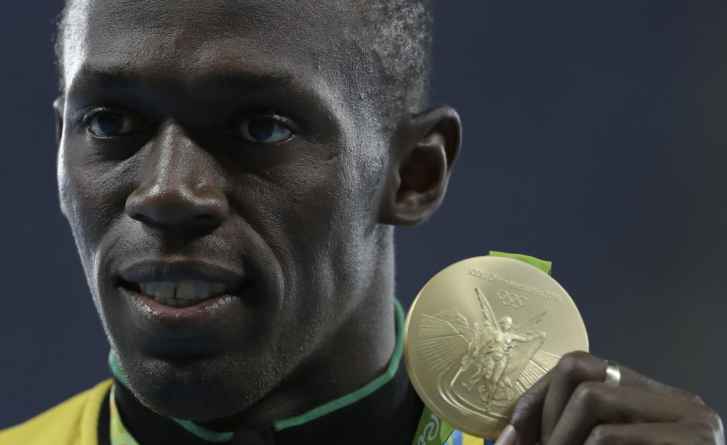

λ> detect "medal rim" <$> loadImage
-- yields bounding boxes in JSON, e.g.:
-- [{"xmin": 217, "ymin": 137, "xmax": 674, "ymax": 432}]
[{"xmin": 404, "ymin": 255, "xmax": 589, "ymax": 438}]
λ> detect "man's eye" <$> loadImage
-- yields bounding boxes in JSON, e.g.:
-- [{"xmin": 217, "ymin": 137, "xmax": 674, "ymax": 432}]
[
  {"xmin": 238, "ymin": 115, "xmax": 294, "ymax": 144},
  {"xmin": 82, "ymin": 109, "xmax": 139, "ymax": 138}
]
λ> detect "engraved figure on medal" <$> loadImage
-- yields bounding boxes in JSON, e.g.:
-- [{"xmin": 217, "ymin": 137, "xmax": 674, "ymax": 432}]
[{"xmin": 416, "ymin": 287, "xmax": 561, "ymax": 421}]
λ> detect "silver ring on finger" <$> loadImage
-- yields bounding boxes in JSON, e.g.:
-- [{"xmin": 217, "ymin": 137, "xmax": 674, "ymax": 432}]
[{"xmin": 604, "ymin": 361, "xmax": 621, "ymax": 386}]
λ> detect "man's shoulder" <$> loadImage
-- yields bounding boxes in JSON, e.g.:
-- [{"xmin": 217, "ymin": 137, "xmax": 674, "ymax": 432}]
[{"xmin": 0, "ymin": 379, "xmax": 113, "ymax": 445}]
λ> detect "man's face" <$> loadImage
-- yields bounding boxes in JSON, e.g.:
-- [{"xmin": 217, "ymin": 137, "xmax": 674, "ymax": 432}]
[{"xmin": 57, "ymin": 0, "xmax": 394, "ymax": 421}]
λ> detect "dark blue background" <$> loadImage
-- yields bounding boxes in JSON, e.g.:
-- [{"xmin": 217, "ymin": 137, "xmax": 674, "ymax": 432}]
[{"xmin": 2, "ymin": 1, "xmax": 725, "ymax": 426}]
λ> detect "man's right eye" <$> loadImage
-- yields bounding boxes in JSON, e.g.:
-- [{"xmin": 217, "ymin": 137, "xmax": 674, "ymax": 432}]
[{"xmin": 82, "ymin": 108, "xmax": 140, "ymax": 138}]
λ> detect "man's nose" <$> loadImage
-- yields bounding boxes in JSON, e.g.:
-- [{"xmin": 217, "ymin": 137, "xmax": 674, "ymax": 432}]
[{"xmin": 125, "ymin": 124, "xmax": 229, "ymax": 235}]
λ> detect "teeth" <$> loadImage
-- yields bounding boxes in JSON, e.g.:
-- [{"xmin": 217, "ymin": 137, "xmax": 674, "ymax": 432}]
[
  {"xmin": 176, "ymin": 281, "xmax": 196, "ymax": 300},
  {"xmin": 138, "ymin": 280, "xmax": 229, "ymax": 306},
  {"xmin": 196, "ymin": 281, "xmax": 227, "ymax": 298},
  {"xmin": 142, "ymin": 282, "xmax": 175, "ymax": 300}
]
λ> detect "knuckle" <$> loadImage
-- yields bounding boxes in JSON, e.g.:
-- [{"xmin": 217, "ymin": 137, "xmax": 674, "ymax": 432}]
[
  {"xmin": 585, "ymin": 425, "xmax": 615, "ymax": 445},
  {"xmin": 702, "ymin": 410, "xmax": 725, "ymax": 435},
  {"xmin": 512, "ymin": 389, "xmax": 535, "ymax": 410},
  {"xmin": 556, "ymin": 351, "xmax": 592, "ymax": 379},
  {"xmin": 691, "ymin": 394, "xmax": 707, "ymax": 406},
  {"xmin": 510, "ymin": 392, "xmax": 537, "ymax": 428},
  {"xmin": 684, "ymin": 419, "xmax": 723, "ymax": 445},
  {"xmin": 572, "ymin": 381, "xmax": 604, "ymax": 410},
  {"xmin": 683, "ymin": 409, "xmax": 724, "ymax": 444},
  {"xmin": 509, "ymin": 412, "xmax": 529, "ymax": 434}
]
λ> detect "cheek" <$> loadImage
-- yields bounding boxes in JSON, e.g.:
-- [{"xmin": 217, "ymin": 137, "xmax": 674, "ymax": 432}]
[
  {"xmin": 236, "ymin": 157, "xmax": 344, "ymax": 262},
  {"xmin": 57, "ymin": 144, "xmax": 131, "ymax": 261},
  {"xmin": 255, "ymin": 153, "xmax": 378, "ymax": 292}
]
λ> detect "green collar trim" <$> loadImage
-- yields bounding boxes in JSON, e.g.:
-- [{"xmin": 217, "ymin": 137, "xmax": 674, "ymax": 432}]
[
  {"xmin": 273, "ymin": 298, "xmax": 406, "ymax": 430},
  {"xmin": 109, "ymin": 351, "xmax": 235, "ymax": 442},
  {"xmin": 108, "ymin": 298, "xmax": 406, "ymax": 440}
]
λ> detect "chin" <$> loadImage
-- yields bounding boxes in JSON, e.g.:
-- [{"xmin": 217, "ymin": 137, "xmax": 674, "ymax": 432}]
[{"xmin": 126, "ymin": 353, "xmax": 283, "ymax": 422}]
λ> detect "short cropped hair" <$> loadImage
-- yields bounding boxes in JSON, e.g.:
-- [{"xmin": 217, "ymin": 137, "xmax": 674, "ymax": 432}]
[{"xmin": 53, "ymin": 0, "xmax": 433, "ymax": 120}]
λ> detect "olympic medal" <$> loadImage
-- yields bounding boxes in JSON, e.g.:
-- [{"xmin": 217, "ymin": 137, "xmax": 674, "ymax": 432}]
[{"xmin": 404, "ymin": 256, "xmax": 589, "ymax": 438}]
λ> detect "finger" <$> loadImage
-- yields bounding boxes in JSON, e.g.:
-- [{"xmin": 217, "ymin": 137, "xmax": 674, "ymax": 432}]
[
  {"xmin": 540, "ymin": 351, "xmax": 703, "ymax": 443},
  {"xmin": 606, "ymin": 358, "xmax": 708, "ymax": 406},
  {"xmin": 510, "ymin": 352, "xmax": 614, "ymax": 445},
  {"xmin": 508, "ymin": 368, "xmax": 553, "ymax": 445},
  {"xmin": 508, "ymin": 351, "xmax": 709, "ymax": 445},
  {"xmin": 582, "ymin": 423, "xmax": 719, "ymax": 445},
  {"xmin": 546, "ymin": 383, "xmax": 701, "ymax": 445},
  {"xmin": 541, "ymin": 351, "xmax": 604, "ymax": 443}
]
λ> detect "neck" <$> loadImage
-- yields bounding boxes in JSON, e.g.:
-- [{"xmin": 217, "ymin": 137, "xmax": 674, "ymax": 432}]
[
  {"xmin": 114, "ymin": 248, "xmax": 398, "ymax": 443},
  {"xmin": 238, "ymin": 292, "xmax": 397, "ymax": 429}
]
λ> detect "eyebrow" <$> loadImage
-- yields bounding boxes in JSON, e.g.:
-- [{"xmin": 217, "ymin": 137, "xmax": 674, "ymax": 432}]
[
  {"xmin": 67, "ymin": 63, "xmax": 297, "ymax": 97},
  {"xmin": 64, "ymin": 61, "xmax": 342, "ymax": 134}
]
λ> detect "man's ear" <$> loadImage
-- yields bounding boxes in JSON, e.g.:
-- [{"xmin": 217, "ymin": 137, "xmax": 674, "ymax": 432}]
[
  {"xmin": 379, "ymin": 105, "xmax": 462, "ymax": 226},
  {"xmin": 53, "ymin": 96, "xmax": 64, "ymax": 145}
]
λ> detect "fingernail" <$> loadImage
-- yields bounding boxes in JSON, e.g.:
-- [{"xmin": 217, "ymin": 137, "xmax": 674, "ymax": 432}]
[{"xmin": 494, "ymin": 424, "xmax": 518, "ymax": 445}]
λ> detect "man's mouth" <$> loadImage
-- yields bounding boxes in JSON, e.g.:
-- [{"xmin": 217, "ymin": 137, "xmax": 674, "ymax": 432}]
[
  {"xmin": 117, "ymin": 258, "xmax": 247, "ymax": 309},
  {"xmin": 119, "ymin": 279, "xmax": 232, "ymax": 308}
]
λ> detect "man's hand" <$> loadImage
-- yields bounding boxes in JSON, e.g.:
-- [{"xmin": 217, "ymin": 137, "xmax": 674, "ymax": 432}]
[{"xmin": 494, "ymin": 351, "xmax": 724, "ymax": 445}]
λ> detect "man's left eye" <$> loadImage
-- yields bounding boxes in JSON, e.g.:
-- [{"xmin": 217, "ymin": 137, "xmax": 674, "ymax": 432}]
[
  {"xmin": 82, "ymin": 109, "xmax": 140, "ymax": 138},
  {"xmin": 238, "ymin": 115, "xmax": 294, "ymax": 144}
]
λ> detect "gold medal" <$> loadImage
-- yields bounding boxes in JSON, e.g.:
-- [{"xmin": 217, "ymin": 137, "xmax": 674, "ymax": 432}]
[{"xmin": 404, "ymin": 256, "xmax": 589, "ymax": 438}]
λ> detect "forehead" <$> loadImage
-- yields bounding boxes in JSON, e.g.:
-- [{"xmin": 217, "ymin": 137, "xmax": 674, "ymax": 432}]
[{"xmin": 63, "ymin": 0, "xmax": 364, "ymax": 99}]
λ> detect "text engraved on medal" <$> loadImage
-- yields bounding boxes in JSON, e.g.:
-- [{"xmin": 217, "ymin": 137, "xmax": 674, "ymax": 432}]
[
  {"xmin": 416, "ymin": 287, "xmax": 561, "ymax": 421},
  {"xmin": 467, "ymin": 268, "xmax": 565, "ymax": 304}
]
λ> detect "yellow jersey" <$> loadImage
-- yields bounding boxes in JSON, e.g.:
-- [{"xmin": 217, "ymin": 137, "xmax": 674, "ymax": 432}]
[{"xmin": 0, "ymin": 379, "xmax": 112, "ymax": 445}]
